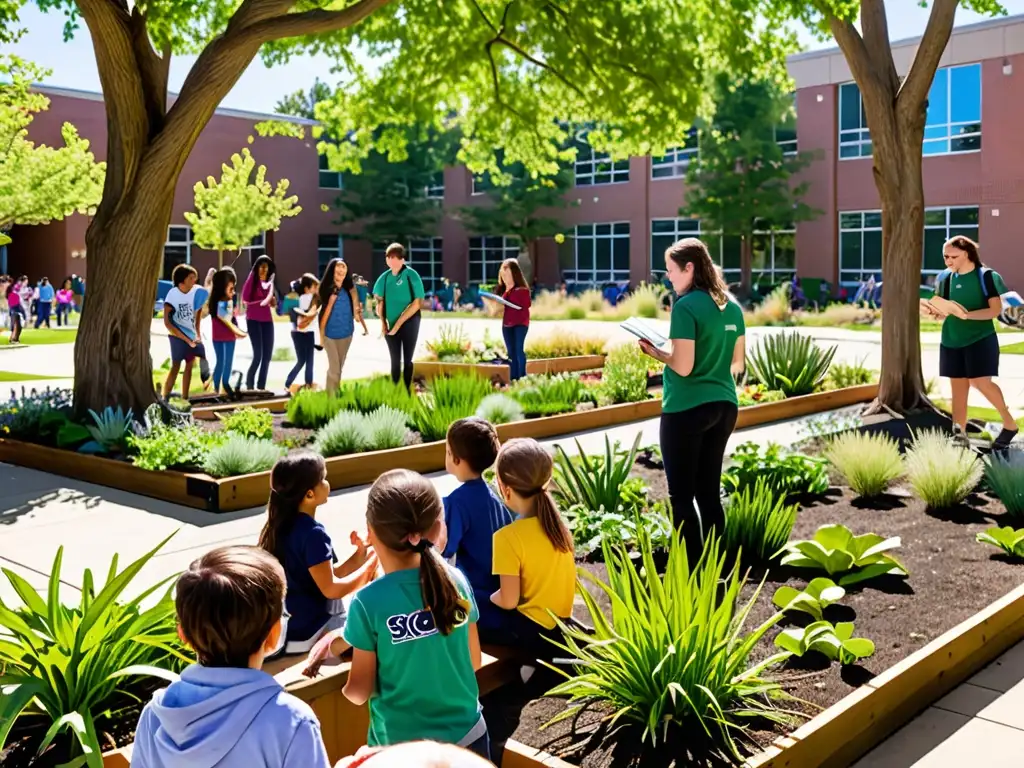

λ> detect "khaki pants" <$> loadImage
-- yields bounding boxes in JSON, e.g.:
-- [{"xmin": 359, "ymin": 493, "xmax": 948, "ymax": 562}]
[{"xmin": 323, "ymin": 335, "xmax": 353, "ymax": 392}]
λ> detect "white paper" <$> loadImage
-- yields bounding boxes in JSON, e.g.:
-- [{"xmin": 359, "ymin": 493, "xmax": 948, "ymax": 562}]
[
  {"xmin": 620, "ymin": 317, "xmax": 668, "ymax": 347},
  {"xmin": 479, "ymin": 290, "xmax": 522, "ymax": 310}
]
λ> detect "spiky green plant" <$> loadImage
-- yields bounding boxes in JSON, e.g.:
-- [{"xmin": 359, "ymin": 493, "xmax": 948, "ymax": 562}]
[
  {"xmin": 746, "ymin": 331, "xmax": 836, "ymax": 397},
  {"xmin": 363, "ymin": 406, "xmax": 409, "ymax": 450},
  {"xmin": 824, "ymin": 431, "xmax": 903, "ymax": 497},
  {"xmin": 984, "ymin": 450, "xmax": 1024, "ymax": 518},
  {"xmin": 313, "ymin": 410, "xmax": 371, "ymax": 456},
  {"xmin": 904, "ymin": 429, "xmax": 983, "ymax": 509},
  {"xmin": 202, "ymin": 434, "xmax": 284, "ymax": 477},
  {"xmin": 475, "ymin": 393, "xmax": 524, "ymax": 425},
  {"xmin": 552, "ymin": 432, "xmax": 641, "ymax": 515},
  {"xmin": 723, "ymin": 478, "xmax": 798, "ymax": 565}
]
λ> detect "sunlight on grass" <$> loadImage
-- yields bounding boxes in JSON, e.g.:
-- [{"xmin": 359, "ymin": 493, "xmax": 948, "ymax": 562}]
[
  {"xmin": 2, "ymin": 328, "xmax": 79, "ymax": 345},
  {"xmin": 0, "ymin": 371, "xmax": 69, "ymax": 382},
  {"xmin": 934, "ymin": 400, "xmax": 1024, "ymax": 429},
  {"xmin": 1002, "ymin": 341, "xmax": 1024, "ymax": 355}
]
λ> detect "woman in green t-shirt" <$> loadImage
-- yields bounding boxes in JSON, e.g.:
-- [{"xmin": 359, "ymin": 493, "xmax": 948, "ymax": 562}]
[
  {"xmin": 372, "ymin": 243, "xmax": 426, "ymax": 390},
  {"xmin": 639, "ymin": 238, "xmax": 746, "ymax": 564},
  {"xmin": 923, "ymin": 235, "xmax": 1018, "ymax": 450}
]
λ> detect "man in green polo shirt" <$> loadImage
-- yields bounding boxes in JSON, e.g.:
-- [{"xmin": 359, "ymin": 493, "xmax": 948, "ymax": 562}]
[{"xmin": 373, "ymin": 243, "xmax": 425, "ymax": 390}]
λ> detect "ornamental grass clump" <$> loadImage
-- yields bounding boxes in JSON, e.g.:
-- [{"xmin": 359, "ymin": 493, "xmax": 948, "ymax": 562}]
[
  {"xmin": 984, "ymin": 450, "xmax": 1024, "ymax": 518},
  {"xmin": 475, "ymin": 394, "xmax": 524, "ymax": 425},
  {"xmin": 904, "ymin": 429, "xmax": 983, "ymax": 509},
  {"xmin": 313, "ymin": 410, "xmax": 371, "ymax": 457},
  {"xmin": 524, "ymin": 330, "xmax": 606, "ymax": 359},
  {"xmin": 203, "ymin": 434, "xmax": 284, "ymax": 477},
  {"xmin": 547, "ymin": 527, "xmax": 791, "ymax": 759},
  {"xmin": 824, "ymin": 431, "xmax": 903, "ymax": 497},
  {"xmin": 286, "ymin": 389, "xmax": 345, "ymax": 429},
  {"xmin": 363, "ymin": 406, "xmax": 409, "ymax": 450},
  {"xmin": 723, "ymin": 478, "xmax": 798, "ymax": 566}
]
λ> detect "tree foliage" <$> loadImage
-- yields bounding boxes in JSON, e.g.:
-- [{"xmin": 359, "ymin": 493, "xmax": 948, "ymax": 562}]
[
  {"xmin": 459, "ymin": 165, "xmax": 574, "ymax": 248},
  {"xmin": 184, "ymin": 147, "xmax": 301, "ymax": 260},
  {"xmin": 276, "ymin": 78, "xmax": 332, "ymax": 121},
  {"xmin": 684, "ymin": 73, "xmax": 820, "ymax": 292},
  {"xmin": 0, "ymin": 54, "xmax": 105, "ymax": 230}
]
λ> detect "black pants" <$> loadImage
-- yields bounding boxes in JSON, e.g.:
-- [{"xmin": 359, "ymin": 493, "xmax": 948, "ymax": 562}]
[
  {"xmin": 286, "ymin": 331, "xmax": 315, "ymax": 387},
  {"xmin": 385, "ymin": 312, "xmax": 420, "ymax": 390},
  {"xmin": 246, "ymin": 319, "xmax": 274, "ymax": 390},
  {"xmin": 660, "ymin": 401, "xmax": 738, "ymax": 565},
  {"xmin": 35, "ymin": 301, "xmax": 51, "ymax": 328}
]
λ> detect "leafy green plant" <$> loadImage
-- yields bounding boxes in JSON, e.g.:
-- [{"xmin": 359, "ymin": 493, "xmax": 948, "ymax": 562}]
[
  {"xmin": 598, "ymin": 343, "xmax": 651, "ymax": 404},
  {"xmin": 0, "ymin": 534, "xmax": 192, "ymax": 768},
  {"xmin": 202, "ymin": 434, "xmax": 284, "ymax": 477},
  {"xmin": 723, "ymin": 479, "xmax": 799, "ymax": 565},
  {"xmin": 564, "ymin": 479, "xmax": 672, "ymax": 557},
  {"xmin": 779, "ymin": 524, "xmax": 908, "ymax": 586},
  {"xmin": 722, "ymin": 442, "xmax": 829, "ymax": 498},
  {"xmin": 977, "ymin": 527, "xmax": 1024, "ymax": 559},
  {"xmin": 424, "ymin": 323, "xmax": 472, "ymax": 361},
  {"xmin": 363, "ymin": 405, "xmax": 409, "ymax": 450},
  {"xmin": 746, "ymin": 331, "xmax": 836, "ymax": 397},
  {"xmin": 83, "ymin": 406, "xmax": 135, "ymax": 453},
  {"xmin": 772, "ymin": 578, "xmax": 846, "ymax": 620},
  {"xmin": 336, "ymin": 375, "xmax": 418, "ymax": 417},
  {"xmin": 524, "ymin": 331, "xmax": 606, "ymax": 359},
  {"xmin": 428, "ymin": 373, "xmax": 494, "ymax": 410},
  {"xmin": 546, "ymin": 528, "xmax": 791, "ymax": 758},
  {"xmin": 0, "ymin": 387, "xmax": 77, "ymax": 446},
  {"xmin": 507, "ymin": 372, "xmax": 590, "ymax": 416},
  {"xmin": 553, "ymin": 433, "xmax": 642, "ymax": 515},
  {"xmin": 286, "ymin": 389, "xmax": 345, "ymax": 429},
  {"xmin": 271, "ymin": 346, "xmax": 295, "ymax": 362},
  {"xmin": 984, "ymin": 450, "xmax": 1024, "ymax": 518},
  {"xmin": 775, "ymin": 621, "xmax": 875, "ymax": 665},
  {"xmin": 217, "ymin": 406, "xmax": 273, "ymax": 440},
  {"xmin": 824, "ymin": 431, "xmax": 903, "ymax": 497},
  {"xmin": 128, "ymin": 422, "xmax": 223, "ymax": 471},
  {"xmin": 736, "ymin": 384, "xmax": 786, "ymax": 407},
  {"xmin": 475, "ymin": 393, "xmax": 524, "ymax": 424},
  {"xmin": 313, "ymin": 410, "xmax": 371, "ymax": 457},
  {"xmin": 904, "ymin": 429, "xmax": 983, "ymax": 509},
  {"xmin": 824, "ymin": 357, "xmax": 876, "ymax": 390}
]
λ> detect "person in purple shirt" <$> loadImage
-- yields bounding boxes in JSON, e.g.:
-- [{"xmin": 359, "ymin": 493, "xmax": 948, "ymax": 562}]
[
  {"xmin": 241, "ymin": 255, "xmax": 277, "ymax": 391},
  {"xmin": 441, "ymin": 417, "xmax": 516, "ymax": 642}
]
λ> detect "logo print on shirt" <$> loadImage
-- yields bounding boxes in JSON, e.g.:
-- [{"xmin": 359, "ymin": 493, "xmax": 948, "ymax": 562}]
[
  {"xmin": 725, "ymin": 324, "xmax": 738, "ymax": 332},
  {"xmin": 386, "ymin": 609, "xmax": 438, "ymax": 644}
]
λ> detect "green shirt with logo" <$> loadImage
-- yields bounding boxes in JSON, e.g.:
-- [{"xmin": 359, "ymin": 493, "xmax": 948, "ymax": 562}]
[
  {"xmin": 936, "ymin": 268, "xmax": 1006, "ymax": 349},
  {"xmin": 343, "ymin": 565, "xmax": 482, "ymax": 747},
  {"xmin": 373, "ymin": 266, "xmax": 425, "ymax": 329},
  {"xmin": 662, "ymin": 291, "xmax": 745, "ymax": 413}
]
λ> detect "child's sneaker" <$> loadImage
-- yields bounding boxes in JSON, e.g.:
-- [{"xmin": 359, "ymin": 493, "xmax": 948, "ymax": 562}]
[{"xmin": 992, "ymin": 427, "xmax": 1020, "ymax": 452}]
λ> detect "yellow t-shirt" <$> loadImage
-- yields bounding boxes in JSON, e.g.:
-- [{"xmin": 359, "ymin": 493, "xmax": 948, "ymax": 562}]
[{"xmin": 492, "ymin": 516, "xmax": 576, "ymax": 629}]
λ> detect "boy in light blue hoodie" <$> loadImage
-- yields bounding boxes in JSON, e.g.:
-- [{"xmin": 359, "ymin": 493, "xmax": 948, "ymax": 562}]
[{"xmin": 133, "ymin": 545, "xmax": 331, "ymax": 768}]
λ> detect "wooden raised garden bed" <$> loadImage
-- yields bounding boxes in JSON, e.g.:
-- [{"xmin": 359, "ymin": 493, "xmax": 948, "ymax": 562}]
[
  {"xmin": 413, "ymin": 355, "xmax": 607, "ymax": 384},
  {"xmin": 0, "ymin": 384, "xmax": 878, "ymax": 513}
]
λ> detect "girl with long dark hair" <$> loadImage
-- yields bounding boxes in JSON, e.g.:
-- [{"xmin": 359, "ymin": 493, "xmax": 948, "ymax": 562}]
[
  {"xmin": 494, "ymin": 258, "xmax": 532, "ymax": 380},
  {"xmin": 318, "ymin": 259, "xmax": 362, "ymax": 392},
  {"xmin": 925, "ymin": 235, "xmax": 1018, "ymax": 450},
  {"xmin": 242, "ymin": 255, "xmax": 277, "ymax": 390},
  {"xmin": 257, "ymin": 451, "xmax": 378, "ymax": 656},
  {"xmin": 55, "ymin": 278, "xmax": 74, "ymax": 327},
  {"xmin": 286, "ymin": 273, "xmax": 321, "ymax": 393},
  {"xmin": 207, "ymin": 267, "xmax": 247, "ymax": 395},
  {"xmin": 638, "ymin": 238, "xmax": 746, "ymax": 564}
]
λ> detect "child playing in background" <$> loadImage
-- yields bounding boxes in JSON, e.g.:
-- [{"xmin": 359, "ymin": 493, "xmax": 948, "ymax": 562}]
[
  {"xmin": 132, "ymin": 545, "xmax": 331, "ymax": 768},
  {"xmin": 257, "ymin": 451, "xmax": 379, "ymax": 656},
  {"xmin": 208, "ymin": 267, "xmax": 247, "ymax": 396},
  {"xmin": 306, "ymin": 469, "xmax": 489, "ymax": 759},
  {"xmin": 491, "ymin": 438, "xmax": 576, "ymax": 657},
  {"xmin": 286, "ymin": 273, "xmax": 321, "ymax": 394},
  {"xmin": 441, "ymin": 417, "xmax": 515, "ymax": 643},
  {"xmin": 163, "ymin": 264, "xmax": 207, "ymax": 399}
]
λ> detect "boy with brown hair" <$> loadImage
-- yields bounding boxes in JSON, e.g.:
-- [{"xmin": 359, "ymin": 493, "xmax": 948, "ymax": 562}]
[
  {"xmin": 133, "ymin": 546, "xmax": 331, "ymax": 768},
  {"xmin": 441, "ymin": 417, "xmax": 515, "ymax": 643}
]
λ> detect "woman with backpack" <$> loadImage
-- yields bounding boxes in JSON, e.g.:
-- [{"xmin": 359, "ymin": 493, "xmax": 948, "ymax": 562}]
[
  {"xmin": 927, "ymin": 235, "xmax": 1018, "ymax": 450},
  {"xmin": 372, "ymin": 243, "xmax": 424, "ymax": 391}
]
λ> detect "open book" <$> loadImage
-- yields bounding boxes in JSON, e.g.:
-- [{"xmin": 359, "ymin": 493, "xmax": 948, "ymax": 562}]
[
  {"xmin": 620, "ymin": 317, "xmax": 668, "ymax": 347},
  {"xmin": 920, "ymin": 296, "xmax": 967, "ymax": 319},
  {"xmin": 479, "ymin": 290, "xmax": 521, "ymax": 310}
]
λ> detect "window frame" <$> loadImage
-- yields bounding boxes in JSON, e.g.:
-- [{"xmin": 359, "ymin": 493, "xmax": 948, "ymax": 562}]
[
  {"xmin": 468, "ymin": 235, "xmax": 520, "ymax": 285},
  {"xmin": 574, "ymin": 144, "xmax": 630, "ymax": 187},
  {"xmin": 838, "ymin": 82, "xmax": 873, "ymax": 160},
  {"xmin": 317, "ymin": 234, "xmax": 344, "ymax": 277},
  {"xmin": 318, "ymin": 153, "xmax": 343, "ymax": 189},
  {"xmin": 923, "ymin": 63, "xmax": 982, "ymax": 156},
  {"xmin": 651, "ymin": 128, "xmax": 699, "ymax": 179},
  {"xmin": 162, "ymin": 225, "xmax": 192, "ymax": 281},
  {"xmin": 407, "ymin": 237, "xmax": 444, "ymax": 293},
  {"xmin": 568, "ymin": 222, "xmax": 631, "ymax": 286}
]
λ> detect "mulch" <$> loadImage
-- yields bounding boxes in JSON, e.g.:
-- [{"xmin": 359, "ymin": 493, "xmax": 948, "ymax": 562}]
[{"xmin": 491, "ymin": 458, "xmax": 1024, "ymax": 767}]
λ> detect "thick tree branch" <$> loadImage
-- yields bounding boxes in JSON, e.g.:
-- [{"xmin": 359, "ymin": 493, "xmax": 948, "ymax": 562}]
[
  {"xmin": 129, "ymin": 7, "xmax": 170, "ymax": 139},
  {"xmin": 231, "ymin": 0, "xmax": 394, "ymax": 47},
  {"xmin": 860, "ymin": 0, "xmax": 898, "ymax": 92},
  {"xmin": 826, "ymin": 14, "xmax": 875, "ymax": 88},
  {"xmin": 898, "ymin": 0, "xmax": 957, "ymax": 120}
]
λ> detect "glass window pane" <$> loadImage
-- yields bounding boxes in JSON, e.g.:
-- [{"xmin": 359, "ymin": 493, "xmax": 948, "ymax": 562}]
[
  {"xmin": 774, "ymin": 233, "xmax": 796, "ymax": 271},
  {"xmin": 923, "ymin": 140, "xmax": 947, "ymax": 155},
  {"xmin": 863, "ymin": 231, "xmax": 882, "ymax": 270},
  {"xmin": 596, "ymin": 239, "xmax": 611, "ymax": 269},
  {"xmin": 652, "ymin": 219, "xmax": 674, "ymax": 234},
  {"xmin": 949, "ymin": 226, "xmax": 979, "ymax": 243},
  {"xmin": 839, "ymin": 144, "xmax": 860, "ymax": 159},
  {"xmin": 950, "ymin": 64, "xmax": 981, "ymax": 123},
  {"xmin": 613, "ymin": 237, "xmax": 630, "ymax": 269},
  {"xmin": 679, "ymin": 219, "xmax": 699, "ymax": 233},
  {"xmin": 613, "ymin": 222, "xmax": 630, "ymax": 236},
  {"xmin": 840, "ymin": 83, "xmax": 862, "ymax": 131},
  {"xmin": 840, "ymin": 212, "xmax": 862, "ymax": 230},
  {"xmin": 577, "ymin": 239, "xmax": 594, "ymax": 269},
  {"xmin": 595, "ymin": 223, "xmax": 612, "ymax": 236},
  {"xmin": 949, "ymin": 207, "xmax": 979, "ymax": 226},
  {"xmin": 722, "ymin": 236, "xmax": 742, "ymax": 269},
  {"xmin": 923, "ymin": 229, "xmax": 947, "ymax": 271},
  {"xmin": 652, "ymin": 234, "xmax": 674, "ymax": 261},
  {"xmin": 577, "ymin": 224, "xmax": 593, "ymax": 237},
  {"xmin": 952, "ymin": 133, "xmax": 981, "ymax": 152},
  {"xmin": 840, "ymin": 232, "xmax": 862, "ymax": 270},
  {"xmin": 924, "ymin": 210, "xmax": 947, "ymax": 226},
  {"xmin": 863, "ymin": 212, "xmax": 882, "ymax": 228},
  {"xmin": 926, "ymin": 68, "xmax": 948, "ymax": 127},
  {"xmin": 469, "ymin": 264, "xmax": 483, "ymax": 282}
]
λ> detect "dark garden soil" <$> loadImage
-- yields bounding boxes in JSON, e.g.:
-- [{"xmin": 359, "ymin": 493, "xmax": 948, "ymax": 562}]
[{"xmin": 489, "ymin": 458, "xmax": 1024, "ymax": 767}]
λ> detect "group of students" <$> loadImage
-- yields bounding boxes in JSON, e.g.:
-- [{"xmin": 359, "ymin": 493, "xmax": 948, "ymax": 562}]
[
  {"xmin": 0, "ymin": 274, "xmax": 78, "ymax": 343},
  {"xmin": 132, "ymin": 424, "xmax": 576, "ymax": 766}
]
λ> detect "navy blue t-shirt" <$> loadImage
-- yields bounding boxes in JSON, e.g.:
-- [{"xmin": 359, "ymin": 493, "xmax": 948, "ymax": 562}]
[
  {"xmin": 279, "ymin": 515, "xmax": 336, "ymax": 642},
  {"xmin": 441, "ymin": 478, "xmax": 515, "ymax": 631}
]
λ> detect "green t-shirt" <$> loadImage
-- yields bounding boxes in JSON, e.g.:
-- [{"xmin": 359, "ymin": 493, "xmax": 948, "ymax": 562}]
[
  {"xmin": 343, "ymin": 565, "xmax": 482, "ymax": 747},
  {"xmin": 373, "ymin": 266, "xmax": 425, "ymax": 328},
  {"xmin": 937, "ymin": 268, "xmax": 1006, "ymax": 349},
  {"xmin": 662, "ymin": 291, "xmax": 745, "ymax": 413}
]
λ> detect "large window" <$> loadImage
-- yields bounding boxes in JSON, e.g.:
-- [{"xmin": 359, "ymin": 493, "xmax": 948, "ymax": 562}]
[
  {"xmin": 840, "ymin": 64, "xmax": 982, "ymax": 159},
  {"xmin": 568, "ymin": 223, "xmax": 630, "ymax": 285},
  {"xmin": 925, "ymin": 64, "xmax": 982, "ymax": 155},
  {"xmin": 469, "ymin": 236, "xmax": 520, "ymax": 284},
  {"xmin": 425, "ymin": 172, "xmax": 445, "ymax": 200},
  {"xmin": 651, "ymin": 129, "xmax": 699, "ymax": 179},
  {"xmin": 319, "ymin": 153, "xmax": 342, "ymax": 189},
  {"xmin": 408, "ymin": 237, "xmax": 444, "ymax": 292},
  {"xmin": 751, "ymin": 227, "xmax": 797, "ymax": 284},
  {"xmin": 162, "ymin": 225, "xmax": 191, "ymax": 281},
  {"xmin": 650, "ymin": 219, "xmax": 794, "ymax": 285},
  {"xmin": 574, "ymin": 145, "xmax": 629, "ymax": 186},
  {"xmin": 839, "ymin": 206, "xmax": 979, "ymax": 283},
  {"xmin": 776, "ymin": 94, "xmax": 797, "ymax": 156},
  {"xmin": 241, "ymin": 232, "xmax": 267, "ymax": 268},
  {"xmin": 317, "ymin": 234, "xmax": 344, "ymax": 276}
]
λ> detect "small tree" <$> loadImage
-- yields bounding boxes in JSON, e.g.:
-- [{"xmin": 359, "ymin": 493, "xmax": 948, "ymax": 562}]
[
  {"xmin": 458, "ymin": 166, "xmax": 575, "ymax": 283},
  {"xmin": 184, "ymin": 147, "xmax": 301, "ymax": 268},
  {"xmin": 684, "ymin": 73, "xmax": 819, "ymax": 297},
  {"xmin": 0, "ymin": 55, "xmax": 105, "ymax": 231}
]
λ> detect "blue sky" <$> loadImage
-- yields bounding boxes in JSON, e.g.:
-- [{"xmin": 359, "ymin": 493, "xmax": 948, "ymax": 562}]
[{"xmin": 3, "ymin": 2, "xmax": 1024, "ymax": 114}]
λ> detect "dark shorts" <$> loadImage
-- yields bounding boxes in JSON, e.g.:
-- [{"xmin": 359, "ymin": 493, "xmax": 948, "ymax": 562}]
[
  {"xmin": 169, "ymin": 336, "xmax": 206, "ymax": 364},
  {"xmin": 940, "ymin": 334, "xmax": 999, "ymax": 379}
]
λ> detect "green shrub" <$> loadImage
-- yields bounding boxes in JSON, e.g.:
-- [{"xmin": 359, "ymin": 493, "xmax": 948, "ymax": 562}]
[
  {"xmin": 599, "ymin": 343, "xmax": 651, "ymax": 404},
  {"xmin": 336, "ymin": 376, "xmax": 418, "ymax": 417},
  {"xmin": 824, "ymin": 357, "xmax": 876, "ymax": 390},
  {"xmin": 507, "ymin": 372, "xmax": 590, "ymax": 416},
  {"xmin": 286, "ymin": 389, "xmax": 345, "ymax": 429},
  {"xmin": 524, "ymin": 331, "xmax": 607, "ymax": 359},
  {"xmin": 129, "ymin": 422, "xmax": 223, "ymax": 471},
  {"xmin": 553, "ymin": 433, "xmax": 641, "ymax": 515},
  {"xmin": 428, "ymin": 373, "xmax": 494, "ymax": 410},
  {"xmin": 424, "ymin": 323, "xmax": 472, "ymax": 361},
  {"xmin": 0, "ymin": 534, "xmax": 191, "ymax": 765},
  {"xmin": 271, "ymin": 346, "xmax": 295, "ymax": 362},
  {"xmin": 0, "ymin": 388, "xmax": 75, "ymax": 445},
  {"xmin": 984, "ymin": 450, "xmax": 1024, "ymax": 518},
  {"xmin": 723, "ymin": 478, "xmax": 798, "ymax": 566},
  {"xmin": 564, "ymin": 491, "xmax": 672, "ymax": 557},
  {"xmin": 364, "ymin": 405, "xmax": 409, "ymax": 450},
  {"xmin": 548, "ymin": 528, "xmax": 790, "ymax": 759},
  {"xmin": 475, "ymin": 393, "xmax": 524, "ymax": 424},
  {"xmin": 824, "ymin": 431, "xmax": 903, "ymax": 497},
  {"xmin": 218, "ymin": 406, "xmax": 274, "ymax": 440},
  {"xmin": 904, "ymin": 429, "xmax": 983, "ymax": 509},
  {"xmin": 775, "ymin": 620, "xmax": 875, "ymax": 665},
  {"xmin": 736, "ymin": 384, "xmax": 787, "ymax": 407},
  {"xmin": 779, "ymin": 523, "xmax": 908, "ymax": 586},
  {"xmin": 203, "ymin": 434, "xmax": 284, "ymax": 477},
  {"xmin": 772, "ymin": 578, "xmax": 846, "ymax": 620},
  {"xmin": 747, "ymin": 331, "xmax": 836, "ymax": 397},
  {"xmin": 615, "ymin": 282, "xmax": 665, "ymax": 319},
  {"xmin": 723, "ymin": 442, "xmax": 830, "ymax": 498},
  {"xmin": 314, "ymin": 410, "xmax": 371, "ymax": 456},
  {"xmin": 566, "ymin": 305, "xmax": 586, "ymax": 320}
]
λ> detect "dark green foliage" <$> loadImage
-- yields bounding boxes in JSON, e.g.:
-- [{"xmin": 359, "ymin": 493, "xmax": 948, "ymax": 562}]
[
  {"xmin": 723, "ymin": 441, "xmax": 830, "ymax": 498},
  {"xmin": 723, "ymin": 479, "xmax": 799, "ymax": 566}
]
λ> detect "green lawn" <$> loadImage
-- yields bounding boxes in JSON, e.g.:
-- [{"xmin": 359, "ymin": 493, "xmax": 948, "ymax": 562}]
[
  {"xmin": 934, "ymin": 400, "xmax": 1024, "ymax": 429},
  {"xmin": 3, "ymin": 327, "xmax": 79, "ymax": 345},
  {"xmin": 1001, "ymin": 341, "xmax": 1024, "ymax": 355},
  {"xmin": 0, "ymin": 371, "xmax": 69, "ymax": 382}
]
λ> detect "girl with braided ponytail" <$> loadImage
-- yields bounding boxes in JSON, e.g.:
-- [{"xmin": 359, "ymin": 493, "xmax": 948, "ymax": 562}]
[{"xmin": 257, "ymin": 451, "xmax": 378, "ymax": 656}]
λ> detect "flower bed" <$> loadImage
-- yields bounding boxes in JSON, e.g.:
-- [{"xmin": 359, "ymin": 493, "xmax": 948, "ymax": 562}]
[{"xmin": 413, "ymin": 354, "xmax": 607, "ymax": 384}]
